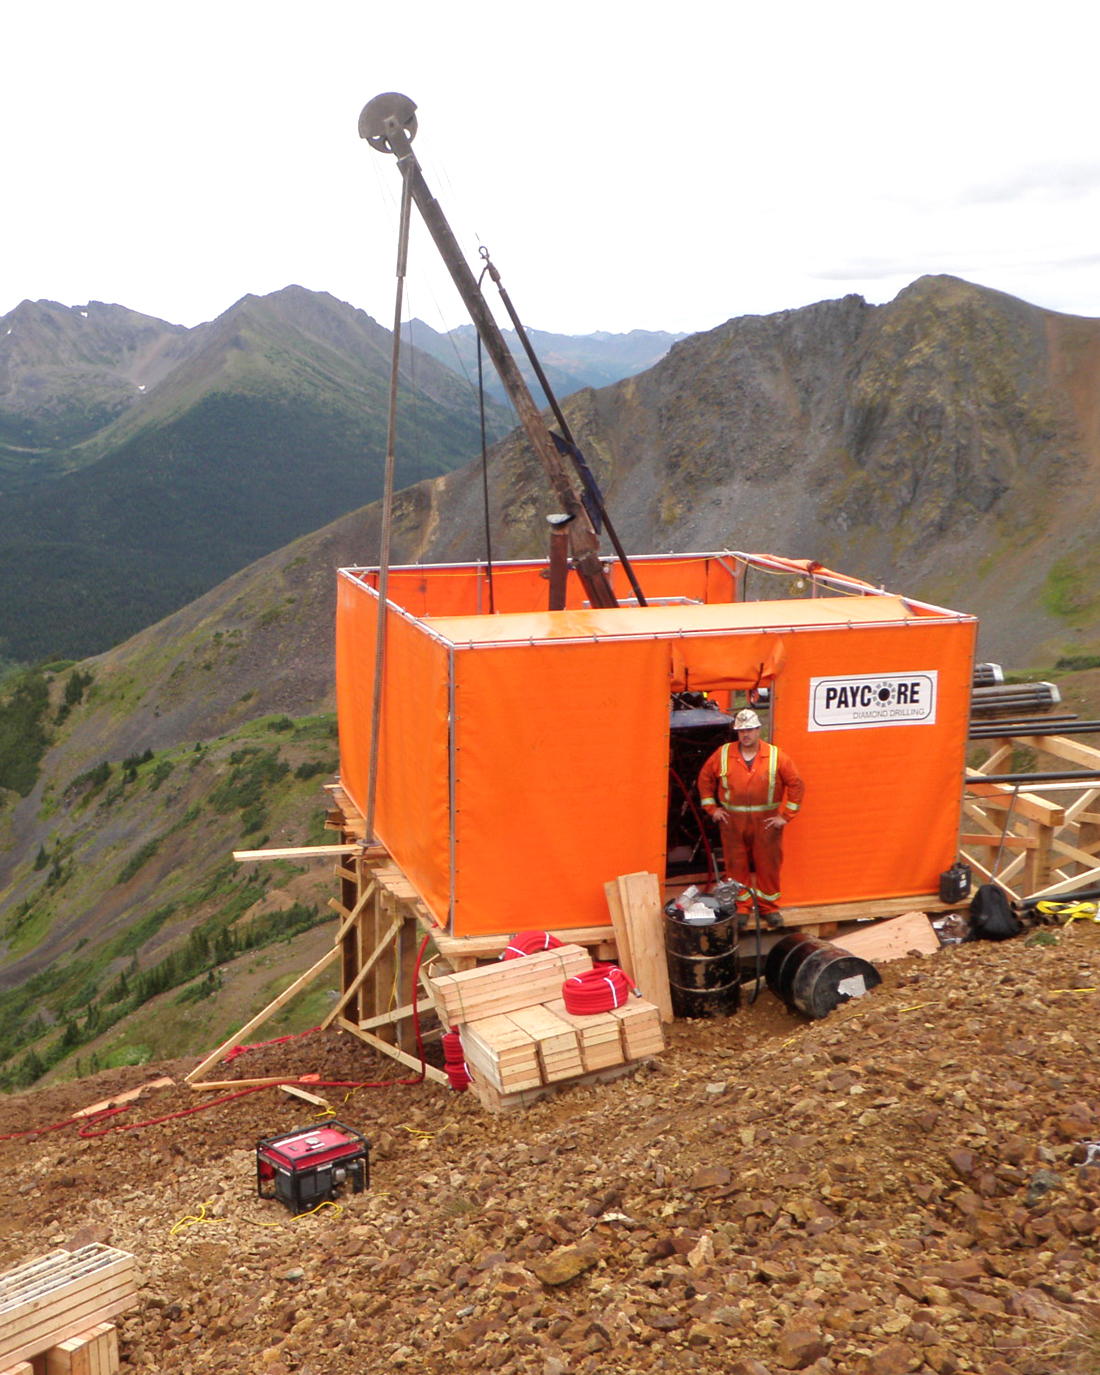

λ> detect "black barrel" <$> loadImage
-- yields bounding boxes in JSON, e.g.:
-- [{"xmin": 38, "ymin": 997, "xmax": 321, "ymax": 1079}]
[
  {"xmin": 663, "ymin": 909, "xmax": 741, "ymax": 1018},
  {"xmin": 765, "ymin": 935, "xmax": 881, "ymax": 1020}
]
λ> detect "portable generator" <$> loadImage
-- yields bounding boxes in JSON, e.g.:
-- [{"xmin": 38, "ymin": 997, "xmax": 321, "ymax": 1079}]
[{"xmin": 256, "ymin": 1121, "xmax": 370, "ymax": 1215}]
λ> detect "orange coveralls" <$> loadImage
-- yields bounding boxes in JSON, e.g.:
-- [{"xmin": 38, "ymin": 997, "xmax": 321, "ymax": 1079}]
[{"xmin": 698, "ymin": 741, "xmax": 805, "ymax": 916}]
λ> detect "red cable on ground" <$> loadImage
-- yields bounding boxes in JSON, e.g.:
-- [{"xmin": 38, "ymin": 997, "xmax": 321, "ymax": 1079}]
[
  {"xmin": 562, "ymin": 965, "xmax": 633, "ymax": 1014},
  {"xmin": 223, "ymin": 1026, "xmax": 320, "ymax": 1064},
  {"xmin": 7, "ymin": 934, "xmax": 439, "ymax": 1142},
  {"xmin": 501, "ymin": 930, "xmax": 563, "ymax": 959}
]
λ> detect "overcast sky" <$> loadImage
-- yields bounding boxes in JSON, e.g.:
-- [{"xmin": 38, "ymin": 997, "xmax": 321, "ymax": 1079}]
[{"xmin": 4, "ymin": 0, "xmax": 1099, "ymax": 338}]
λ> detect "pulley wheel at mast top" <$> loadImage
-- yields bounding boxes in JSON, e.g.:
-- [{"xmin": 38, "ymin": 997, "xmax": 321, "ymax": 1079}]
[{"xmin": 358, "ymin": 93, "xmax": 418, "ymax": 153}]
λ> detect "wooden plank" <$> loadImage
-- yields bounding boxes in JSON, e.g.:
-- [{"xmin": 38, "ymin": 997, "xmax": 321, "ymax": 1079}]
[
  {"xmin": 782, "ymin": 893, "xmax": 948, "ymax": 924},
  {"xmin": 603, "ymin": 879, "xmax": 636, "ymax": 981},
  {"xmin": 1028, "ymin": 863, "xmax": 1100, "ymax": 900},
  {"xmin": 233, "ymin": 844, "xmax": 363, "ymax": 861},
  {"xmin": 615, "ymin": 873, "xmax": 673, "ymax": 1023},
  {"xmin": 333, "ymin": 1016, "xmax": 449, "ymax": 1085},
  {"xmin": 72, "ymin": 1077, "xmax": 174, "ymax": 1119},
  {"xmin": 278, "ymin": 1085, "xmax": 332, "ymax": 1109},
  {"xmin": 831, "ymin": 911, "xmax": 941, "ymax": 963},
  {"xmin": 184, "ymin": 946, "xmax": 340, "ymax": 1083},
  {"xmin": 191, "ymin": 1075, "xmax": 325, "ymax": 1091}
]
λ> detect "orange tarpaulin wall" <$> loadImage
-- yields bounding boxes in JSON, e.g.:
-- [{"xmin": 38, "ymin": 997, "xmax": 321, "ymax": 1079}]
[
  {"xmin": 336, "ymin": 556, "xmax": 976, "ymax": 934},
  {"xmin": 678, "ymin": 619, "xmax": 975, "ymax": 907}
]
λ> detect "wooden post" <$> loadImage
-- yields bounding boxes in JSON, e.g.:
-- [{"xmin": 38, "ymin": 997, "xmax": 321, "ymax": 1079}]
[{"xmin": 339, "ymin": 843, "xmax": 360, "ymax": 1025}]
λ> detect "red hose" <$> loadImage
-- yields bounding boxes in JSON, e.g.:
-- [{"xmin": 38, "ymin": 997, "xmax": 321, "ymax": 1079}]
[
  {"xmin": 442, "ymin": 1027, "xmax": 470, "ymax": 1091},
  {"xmin": 502, "ymin": 930, "xmax": 563, "ymax": 959},
  {"xmin": 562, "ymin": 965, "xmax": 632, "ymax": 1014}
]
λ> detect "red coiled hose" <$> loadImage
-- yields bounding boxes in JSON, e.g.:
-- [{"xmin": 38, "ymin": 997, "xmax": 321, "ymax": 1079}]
[
  {"xmin": 442, "ymin": 1026, "xmax": 470, "ymax": 1091},
  {"xmin": 501, "ymin": 930, "xmax": 564, "ymax": 960},
  {"xmin": 562, "ymin": 965, "xmax": 633, "ymax": 1014}
]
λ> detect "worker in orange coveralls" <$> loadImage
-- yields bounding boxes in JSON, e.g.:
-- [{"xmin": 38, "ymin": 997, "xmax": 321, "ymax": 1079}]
[{"xmin": 698, "ymin": 708, "xmax": 804, "ymax": 928}]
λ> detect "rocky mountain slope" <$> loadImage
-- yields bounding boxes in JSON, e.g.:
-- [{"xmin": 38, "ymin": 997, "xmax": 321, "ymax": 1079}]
[
  {"xmin": 3, "ymin": 926, "xmax": 1100, "ymax": 1375},
  {"xmin": 394, "ymin": 275, "xmax": 1100, "ymax": 669}
]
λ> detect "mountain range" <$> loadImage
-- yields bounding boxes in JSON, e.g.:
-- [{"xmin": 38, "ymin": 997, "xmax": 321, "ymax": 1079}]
[
  {"xmin": 2, "ymin": 272, "xmax": 1100, "ymax": 1088},
  {"xmin": 0, "ymin": 290, "xmax": 682, "ymax": 663}
]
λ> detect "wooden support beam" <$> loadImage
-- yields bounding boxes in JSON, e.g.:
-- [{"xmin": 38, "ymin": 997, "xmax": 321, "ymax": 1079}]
[
  {"xmin": 333, "ymin": 882, "xmax": 377, "ymax": 946},
  {"xmin": 190, "ymin": 1075, "xmax": 324, "ymax": 1092},
  {"xmin": 233, "ymin": 844, "xmax": 365, "ymax": 861},
  {"xmin": 334, "ymin": 1016, "xmax": 449, "ymax": 1085},
  {"xmin": 185, "ymin": 947, "xmax": 340, "ymax": 1083},
  {"xmin": 1027, "ymin": 863, "xmax": 1100, "ymax": 900},
  {"xmin": 965, "ymin": 777, "xmax": 1065, "ymax": 826},
  {"xmin": 359, "ymin": 997, "xmax": 435, "ymax": 1032},
  {"xmin": 1032, "ymin": 735, "xmax": 1100, "ymax": 771},
  {"xmin": 960, "ymin": 832, "xmax": 1038, "ymax": 849},
  {"xmin": 321, "ymin": 917, "xmax": 402, "ymax": 1029}
]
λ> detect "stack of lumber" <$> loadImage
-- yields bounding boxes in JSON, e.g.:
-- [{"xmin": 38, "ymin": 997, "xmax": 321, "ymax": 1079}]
[
  {"xmin": 461, "ymin": 1014, "xmax": 543, "ymax": 1094},
  {"xmin": 429, "ymin": 945, "xmax": 592, "ymax": 1025},
  {"xmin": 612, "ymin": 1001, "xmax": 665, "ymax": 1058},
  {"xmin": 428, "ymin": 943, "xmax": 666, "ymax": 1113},
  {"xmin": 0, "ymin": 1246, "xmax": 136, "ymax": 1374},
  {"xmin": 543, "ymin": 998, "xmax": 625, "ymax": 1071}
]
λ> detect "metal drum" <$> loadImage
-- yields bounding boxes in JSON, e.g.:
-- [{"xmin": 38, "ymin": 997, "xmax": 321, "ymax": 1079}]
[
  {"xmin": 765, "ymin": 934, "xmax": 881, "ymax": 1020},
  {"xmin": 663, "ymin": 909, "xmax": 741, "ymax": 1018}
]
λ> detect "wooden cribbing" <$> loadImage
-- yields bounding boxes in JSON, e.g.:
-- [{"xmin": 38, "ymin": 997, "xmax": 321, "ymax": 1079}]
[
  {"xmin": 428, "ymin": 945, "xmax": 592, "ymax": 1026},
  {"xmin": 45, "ymin": 1320, "xmax": 119, "ymax": 1375},
  {"xmin": 613, "ymin": 873, "xmax": 673, "ymax": 1022},
  {"xmin": 0, "ymin": 1247, "xmax": 136, "ymax": 1372}
]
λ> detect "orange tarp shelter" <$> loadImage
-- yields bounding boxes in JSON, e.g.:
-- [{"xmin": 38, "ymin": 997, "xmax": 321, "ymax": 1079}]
[{"xmin": 336, "ymin": 553, "xmax": 977, "ymax": 936}]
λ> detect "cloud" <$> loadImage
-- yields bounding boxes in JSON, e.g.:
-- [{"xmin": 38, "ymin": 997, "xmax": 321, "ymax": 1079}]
[{"xmin": 956, "ymin": 163, "xmax": 1100, "ymax": 207}]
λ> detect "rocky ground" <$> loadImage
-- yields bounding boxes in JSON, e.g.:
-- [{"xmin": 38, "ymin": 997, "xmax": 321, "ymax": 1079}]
[{"xmin": 4, "ymin": 925, "xmax": 1100, "ymax": 1375}]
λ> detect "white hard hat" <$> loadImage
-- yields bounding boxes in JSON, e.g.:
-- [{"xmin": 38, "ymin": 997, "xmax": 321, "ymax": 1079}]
[{"xmin": 734, "ymin": 709, "xmax": 761, "ymax": 730}]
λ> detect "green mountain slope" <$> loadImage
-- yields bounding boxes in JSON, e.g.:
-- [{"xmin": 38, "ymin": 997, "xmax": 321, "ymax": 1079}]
[{"xmin": 0, "ymin": 287, "xmax": 511, "ymax": 661}]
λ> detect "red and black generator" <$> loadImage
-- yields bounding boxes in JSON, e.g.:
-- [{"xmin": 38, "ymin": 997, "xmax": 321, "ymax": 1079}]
[{"xmin": 256, "ymin": 1121, "xmax": 370, "ymax": 1215}]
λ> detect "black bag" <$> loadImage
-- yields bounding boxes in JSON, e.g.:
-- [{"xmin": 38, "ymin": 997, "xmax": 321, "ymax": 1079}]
[{"xmin": 968, "ymin": 883, "xmax": 1022, "ymax": 941}]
